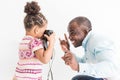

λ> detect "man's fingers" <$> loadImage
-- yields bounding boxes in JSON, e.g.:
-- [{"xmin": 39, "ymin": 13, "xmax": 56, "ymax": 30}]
[
  {"xmin": 59, "ymin": 38, "xmax": 66, "ymax": 44},
  {"xmin": 61, "ymin": 56, "xmax": 65, "ymax": 60},
  {"xmin": 65, "ymin": 52, "xmax": 72, "ymax": 57},
  {"xmin": 64, "ymin": 55, "xmax": 72, "ymax": 61},
  {"xmin": 59, "ymin": 38, "xmax": 61, "ymax": 42},
  {"xmin": 64, "ymin": 34, "xmax": 69, "ymax": 45},
  {"xmin": 61, "ymin": 54, "xmax": 72, "ymax": 65},
  {"xmin": 61, "ymin": 45, "xmax": 68, "ymax": 51},
  {"xmin": 65, "ymin": 59, "xmax": 72, "ymax": 65},
  {"xmin": 64, "ymin": 33, "xmax": 70, "ymax": 50},
  {"xmin": 65, "ymin": 61, "xmax": 69, "ymax": 65},
  {"xmin": 64, "ymin": 34, "xmax": 69, "ymax": 42}
]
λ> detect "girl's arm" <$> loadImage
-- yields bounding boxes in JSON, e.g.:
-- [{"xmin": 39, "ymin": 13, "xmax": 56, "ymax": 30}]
[{"xmin": 35, "ymin": 32, "xmax": 55, "ymax": 64}]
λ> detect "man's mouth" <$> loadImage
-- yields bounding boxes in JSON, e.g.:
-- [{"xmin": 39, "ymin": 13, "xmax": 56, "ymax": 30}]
[{"xmin": 71, "ymin": 40, "xmax": 75, "ymax": 44}]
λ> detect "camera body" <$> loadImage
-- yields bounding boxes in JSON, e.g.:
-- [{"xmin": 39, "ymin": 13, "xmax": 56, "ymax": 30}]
[
  {"xmin": 42, "ymin": 30, "xmax": 53, "ymax": 50},
  {"xmin": 44, "ymin": 30, "xmax": 53, "ymax": 37}
]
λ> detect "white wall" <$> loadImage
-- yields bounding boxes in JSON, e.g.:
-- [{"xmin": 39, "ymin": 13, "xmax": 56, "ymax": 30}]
[{"xmin": 0, "ymin": 0, "xmax": 120, "ymax": 80}]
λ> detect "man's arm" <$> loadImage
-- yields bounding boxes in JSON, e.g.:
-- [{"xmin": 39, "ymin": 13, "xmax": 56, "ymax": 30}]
[{"xmin": 78, "ymin": 40, "xmax": 119, "ymax": 78}]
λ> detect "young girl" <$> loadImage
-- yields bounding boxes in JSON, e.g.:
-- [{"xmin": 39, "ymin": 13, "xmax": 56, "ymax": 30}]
[{"xmin": 13, "ymin": 1, "xmax": 55, "ymax": 80}]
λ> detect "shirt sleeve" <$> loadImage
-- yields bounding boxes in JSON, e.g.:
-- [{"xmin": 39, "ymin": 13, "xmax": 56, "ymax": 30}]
[
  {"xmin": 75, "ymin": 54, "xmax": 86, "ymax": 63},
  {"xmin": 79, "ymin": 53, "xmax": 117, "ymax": 78},
  {"xmin": 78, "ymin": 40, "xmax": 119, "ymax": 78},
  {"xmin": 30, "ymin": 38, "xmax": 43, "ymax": 53}
]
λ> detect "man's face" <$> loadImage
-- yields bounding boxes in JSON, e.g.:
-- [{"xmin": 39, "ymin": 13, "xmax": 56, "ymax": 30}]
[{"xmin": 68, "ymin": 22, "xmax": 87, "ymax": 47}]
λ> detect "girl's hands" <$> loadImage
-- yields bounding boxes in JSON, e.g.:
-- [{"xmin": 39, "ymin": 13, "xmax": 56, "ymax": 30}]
[{"xmin": 44, "ymin": 32, "xmax": 55, "ymax": 44}]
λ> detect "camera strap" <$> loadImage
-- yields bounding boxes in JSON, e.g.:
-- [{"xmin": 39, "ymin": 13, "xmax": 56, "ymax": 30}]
[
  {"xmin": 47, "ymin": 66, "xmax": 53, "ymax": 80},
  {"xmin": 47, "ymin": 48, "xmax": 55, "ymax": 80}
]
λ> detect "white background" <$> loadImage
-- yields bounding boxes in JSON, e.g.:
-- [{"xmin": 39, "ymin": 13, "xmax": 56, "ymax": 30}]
[{"xmin": 0, "ymin": 0, "xmax": 120, "ymax": 80}]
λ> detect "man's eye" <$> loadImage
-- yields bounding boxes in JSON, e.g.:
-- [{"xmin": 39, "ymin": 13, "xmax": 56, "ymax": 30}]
[{"xmin": 70, "ymin": 31, "xmax": 76, "ymax": 35}]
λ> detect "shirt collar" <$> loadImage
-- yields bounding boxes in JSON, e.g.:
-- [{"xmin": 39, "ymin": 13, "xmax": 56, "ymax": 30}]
[{"xmin": 82, "ymin": 31, "xmax": 92, "ymax": 48}]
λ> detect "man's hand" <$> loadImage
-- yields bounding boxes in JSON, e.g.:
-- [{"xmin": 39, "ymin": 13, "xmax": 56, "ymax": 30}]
[
  {"xmin": 59, "ymin": 34, "xmax": 70, "ymax": 52},
  {"xmin": 62, "ymin": 52, "xmax": 79, "ymax": 72},
  {"xmin": 59, "ymin": 34, "xmax": 79, "ymax": 71}
]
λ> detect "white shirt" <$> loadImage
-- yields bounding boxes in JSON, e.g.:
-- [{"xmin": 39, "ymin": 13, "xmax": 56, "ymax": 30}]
[{"xmin": 76, "ymin": 31, "xmax": 120, "ymax": 80}]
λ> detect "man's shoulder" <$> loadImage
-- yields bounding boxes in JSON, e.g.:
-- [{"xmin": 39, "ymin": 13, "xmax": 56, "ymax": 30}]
[
  {"xmin": 90, "ymin": 31, "xmax": 112, "ymax": 42},
  {"xmin": 87, "ymin": 32, "xmax": 114, "ymax": 49}
]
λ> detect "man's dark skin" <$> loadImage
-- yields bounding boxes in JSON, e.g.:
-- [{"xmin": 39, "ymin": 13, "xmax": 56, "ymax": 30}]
[{"xmin": 59, "ymin": 21, "xmax": 90, "ymax": 71}]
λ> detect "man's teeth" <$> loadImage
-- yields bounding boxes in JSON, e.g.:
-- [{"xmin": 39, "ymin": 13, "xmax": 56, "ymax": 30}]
[{"xmin": 71, "ymin": 41, "xmax": 75, "ymax": 44}]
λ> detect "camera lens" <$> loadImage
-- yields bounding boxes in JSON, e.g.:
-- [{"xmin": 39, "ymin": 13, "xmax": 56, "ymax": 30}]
[{"xmin": 44, "ymin": 30, "xmax": 53, "ymax": 36}]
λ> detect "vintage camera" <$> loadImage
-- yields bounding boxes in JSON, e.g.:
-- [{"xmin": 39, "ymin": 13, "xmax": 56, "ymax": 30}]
[
  {"xmin": 44, "ymin": 30, "xmax": 53, "ymax": 37},
  {"xmin": 42, "ymin": 30, "xmax": 53, "ymax": 50}
]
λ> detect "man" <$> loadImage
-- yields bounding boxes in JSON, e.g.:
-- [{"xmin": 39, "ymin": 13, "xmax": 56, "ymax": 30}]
[{"xmin": 59, "ymin": 16, "xmax": 120, "ymax": 80}]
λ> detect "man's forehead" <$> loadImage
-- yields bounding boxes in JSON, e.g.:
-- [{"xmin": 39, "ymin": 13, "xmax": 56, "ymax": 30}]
[{"xmin": 68, "ymin": 22, "xmax": 79, "ymax": 29}]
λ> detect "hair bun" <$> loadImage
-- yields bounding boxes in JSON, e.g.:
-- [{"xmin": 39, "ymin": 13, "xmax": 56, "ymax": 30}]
[{"xmin": 24, "ymin": 1, "xmax": 40, "ymax": 15}]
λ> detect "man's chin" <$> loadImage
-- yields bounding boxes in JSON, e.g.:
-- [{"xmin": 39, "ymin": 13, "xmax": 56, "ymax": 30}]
[
  {"xmin": 73, "ymin": 44, "xmax": 78, "ymax": 48},
  {"xmin": 73, "ymin": 44, "xmax": 81, "ymax": 48}
]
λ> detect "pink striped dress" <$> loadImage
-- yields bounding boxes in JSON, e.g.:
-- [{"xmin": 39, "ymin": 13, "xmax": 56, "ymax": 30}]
[{"xmin": 15, "ymin": 36, "xmax": 43, "ymax": 80}]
